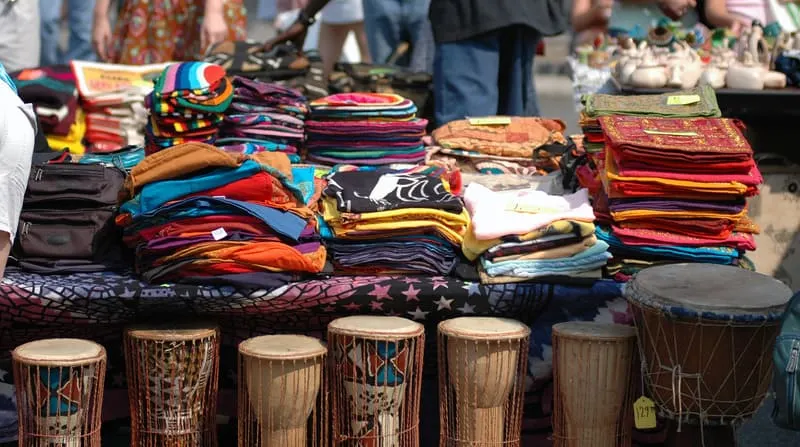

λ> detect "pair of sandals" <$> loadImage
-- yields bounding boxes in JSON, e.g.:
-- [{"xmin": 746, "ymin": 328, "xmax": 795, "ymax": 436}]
[
  {"xmin": 204, "ymin": 41, "xmax": 330, "ymax": 100},
  {"xmin": 204, "ymin": 41, "xmax": 310, "ymax": 80}
]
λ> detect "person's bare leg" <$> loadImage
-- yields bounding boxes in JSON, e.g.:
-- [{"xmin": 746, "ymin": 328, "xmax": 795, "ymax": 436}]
[
  {"xmin": 0, "ymin": 232, "xmax": 11, "ymax": 279},
  {"xmin": 352, "ymin": 22, "xmax": 372, "ymax": 64},
  {"xmin": 318, "ymin": 22, "xmax": 353, "ymax": 79}
]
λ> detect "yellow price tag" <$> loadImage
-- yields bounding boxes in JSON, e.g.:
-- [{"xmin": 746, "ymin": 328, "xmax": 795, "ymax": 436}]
[
  {"xmin": 666, "ymin": 94, "xmax": 701, "ymax": 106},
  {"xmin": 468, "ymin": 116, "xmax": 512, "ymax": 126},
  {"xmin": 643, "ymin": 129, "xmax": 698, "ymax": 137},
  {"xmin": 633, "ymin": 396, "xmax": 658, "ymax": 430},
  {"xmin": 505, "ymin": 200, "xmax": 561, "ymax": 214}
]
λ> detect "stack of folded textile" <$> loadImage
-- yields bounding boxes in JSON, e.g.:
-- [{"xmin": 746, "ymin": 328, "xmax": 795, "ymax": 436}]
[
  {"xmin": 116, "ymin": 143, "xmax": 326, "ymax": 285},
  {"xmin": 72, "ymin": 61, "xmax": 170, "ymax": 153},
  {"xmin": 592, "ymin": 115, "xmax": 761, "ymax": 280},
  {"xmin": 579, "ymin": 85, "xmax": 721, "ymax": 157},
  {"xmin": 461, "ymin": 183, "xmax": 610, "ymax": 283},
  {"xmin": 428, "ymin": 117, "xmax": 569, "ymax": 176},
  {"xmin": 12, "ymin": 66, "xmax": 85, "ymax": 153},
  {"xmin": 306, "ymin": 93, "xmax": 428, "ymax": 165},
  {"xmin": 216, "ymin": 77, "xmax": 307, "ymax": 163},
  {"xmin": 321, "ymin": 169, "xmax": 468, "ymax": 275},
  {"xmin": 144, "ymin": 62, "xmax": 233, "ymax": 154},
  {"xmin": 82, "ymin": 94, "xmax": 148, "ymax": 153}
]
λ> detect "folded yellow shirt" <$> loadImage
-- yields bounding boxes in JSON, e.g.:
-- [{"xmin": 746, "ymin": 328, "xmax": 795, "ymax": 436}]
[
  {"xmin": 462, "ymin": 220, "xmax": 595, "ymax": 261},
  {"xmin": 46, "ymin": 110, "xmax": 87, "ymax": 155},
  {"xmin": 323, "ymin": 198, "xmax": 469, "ymax": 246},
  {"xmin": 610, "ymin": 209, "xmax": 746, "ymax": 222}
]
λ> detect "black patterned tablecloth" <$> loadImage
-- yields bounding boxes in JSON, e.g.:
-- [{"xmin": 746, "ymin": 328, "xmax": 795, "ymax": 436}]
[{"xmin": 0, "ymin": 269, "xmax": 629, "ymax": 443}]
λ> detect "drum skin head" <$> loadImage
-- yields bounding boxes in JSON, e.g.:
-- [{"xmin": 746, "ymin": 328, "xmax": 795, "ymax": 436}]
[
  {"xmin": 439, "ymin": 317, "xmax": 530, "ymax": 340},
  {"xmin": 126, "ymin": 324, "xmax": 218, "ymax": 341},
  {"xmin": 625, "ymin": 263, "xmax": 791, "ymax": 316},
  {"xmin": 552, "ymin": 322, "xmax": 636, "ymax": 340},
  {"xmin": 13, "ymin": 338, "xmax": 105, "ymax": 365},
  {"xmin": 328, "ymin": 316, "xmax": 423, "ymax": 338},
  {"xmin": 239, "ymin": 334, "xmax": 327, "ymax": 360}
]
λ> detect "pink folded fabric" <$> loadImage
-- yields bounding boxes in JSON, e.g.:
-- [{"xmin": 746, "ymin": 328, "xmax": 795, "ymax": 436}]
[{"xmin": 612, "ymin": 226, "xmax": 755, "ymax": 251}]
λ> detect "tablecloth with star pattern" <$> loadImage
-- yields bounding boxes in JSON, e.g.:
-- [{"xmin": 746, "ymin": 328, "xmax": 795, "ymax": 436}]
[{"xmin": 0, "ymin": 268, "xmax": 627, "ymax": 442}]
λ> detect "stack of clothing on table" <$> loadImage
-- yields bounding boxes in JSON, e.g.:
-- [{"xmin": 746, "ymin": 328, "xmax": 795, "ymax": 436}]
[
  {"xmin": 427, "ymin": 117, "xmax": 570, "ymax": 176},
  {"xmin": 306, "ymin": 93, "xmax": 428, "ymax": 166},
  {"xmin": 71, "ymin": 61, "xmax": 169, "ymax": 153},
  {"xmin": 321, "ymin": 169, "xmax": 468, "ymax": 275},
  {"xmin": 116, "ymin": 142, "xmax": 326, "ymax": 285},
  {"xmin": 11, "ymin": 66, "xmax": 85, "ymax": 153},
  {"xmin": 216, "ymin": 77, "xmax": 307, "ymax": 163},
  {"xmin": 578, "ymin": 85, "xmax": 721, "ymax": 158},
  {"xmin": 462, "ymin": 183, "xmax": 610, "ymax": 284},
  {"xmin": 82, "ymin": 92, "xmax": 148, "ymax": 153},
  {"xmin": 144, "ymin": 62, "xmax": 233, "ymax": 155},
  {"xmin": 592, "ymin": 115, "xmax": 761, "ymax": 281}
]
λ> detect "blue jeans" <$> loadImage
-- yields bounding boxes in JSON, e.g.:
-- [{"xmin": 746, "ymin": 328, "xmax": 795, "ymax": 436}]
[
  {"xmin": 362, "ymin": 0, "xmax": 434, "ymax": 72},
  {"xmin": 40, "ymin": 0, "xmax": 96, "ymax": 66},
  {"xmin": 434, "ymin": 26, "xmax": 541, "ymax": 127}
]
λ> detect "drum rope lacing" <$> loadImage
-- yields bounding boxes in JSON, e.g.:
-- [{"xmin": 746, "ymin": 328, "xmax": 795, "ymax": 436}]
[{"xmin": 637, "ymin": 311, "xmax": 768, "ymax": 446}]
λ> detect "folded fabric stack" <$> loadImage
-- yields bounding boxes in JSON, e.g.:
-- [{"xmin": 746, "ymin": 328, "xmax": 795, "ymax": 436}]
[
  {"xmin": 116, "ymin": 143, "xmax": 326, "ymax": 285},
  {"xmin": 72, "ymin": 61, "xmax": 170, "ymax": 153},
  {"xmin": 306, "ymin": 93, "xmax": 428, "ymax": 165},
  {"xmin": 11, "ymin": 66, "xmax": 85, "ymax": 153},
  {"xmin": 461, "ymin": 183, "xmax": 610, "ymax": 284},
  {"xmin": 579, "ymin": 85, "xmax": 721, "ymax": 156},
  {"xmin": 216, "ymin": 77, "xmax": 307, "ymax": 163},
  {"xmin": 428, "ymin": 117, "xmax": 569, "ymax": 176},
  {"xmin": 321, "ymin": 169, "xmax": 468, "ymax": 275},
  {"xmin": 82, "ymin": 94, "xmax": 148, "ymax": 153},
  {"xmin": 144, "ymin": 62, "xmax": 233, "ymax": 154},
  {"xmin": 593, "ymin": 115, "xmax": 762, "ymax": 281}
]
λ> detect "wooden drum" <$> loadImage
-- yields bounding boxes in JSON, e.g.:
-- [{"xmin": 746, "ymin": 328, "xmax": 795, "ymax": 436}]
[
  {"xmin": 437, "ymin": 317, "xmax": 530, "ymax": 447},
  {"xmin": 237, "ymin": 334, "xmax": 327, "ymax": 447},
  {"xmin": 12, "ymin": 338, "xmax": 106, "ymax": 447},
  {"xmin": 625, "ymin": 264, "xmax": 792, "ymax": 446},
  {"xmin": 552, "ymin": 322, "xmax": 637, "ymax": 447},
  {"xmin": 124, "ymin": 325, "xmax": 220, "ymax": 447},
  {"xmin": 328, "ymin": 316, "xmax": 424, "ymax": 447}
]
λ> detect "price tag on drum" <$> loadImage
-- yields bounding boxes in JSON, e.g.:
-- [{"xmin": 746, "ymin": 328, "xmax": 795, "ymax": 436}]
[{"xmin": 633, "ymin": 396, "xmax": 657, "ymax": 430}]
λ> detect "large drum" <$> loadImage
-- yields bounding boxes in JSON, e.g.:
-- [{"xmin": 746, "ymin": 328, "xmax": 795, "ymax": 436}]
[
  {"xmin": 552, "ymin": 322, "xmax": 637, "ymax": 447},
  {"xmin": 328, "ymin": 316, "xmax": 425, "ymax": 447},
  {"xmin": 238, "ymin": 334, "xmax": 327, "ymax": 447},
  {"xmin": 437, "ymin": 317, "xmax": 530, "ymax": 447},
  {"xmin": 624, "ymin": 263, "xmax": 792, "ymax": 446},
  {"xmin": 124, "ymin": 325, "xmax": 220, "ymax": 447},
  {"xmin": 12, "ymin": 339, "xmax": 106, "ymax": 447}
]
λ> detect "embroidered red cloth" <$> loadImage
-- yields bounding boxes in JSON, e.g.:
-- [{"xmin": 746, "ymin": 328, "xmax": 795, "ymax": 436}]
[{"xmin": 598, "ymin": 116, "xmax": 754, "ymax": 165}]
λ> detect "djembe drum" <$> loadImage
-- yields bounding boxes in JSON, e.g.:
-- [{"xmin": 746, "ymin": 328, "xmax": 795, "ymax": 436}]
[
  {"xmin": 552, "ymin": 322, "xmax": 637, "ymax": 447},
  {"xmin": 437, "ymin": 317, "xmax": 530, "ymax": 447},
  {"xmin": 124, "ymin": 325, "xmax": 220, "ymax": 447},
  {"xmin": 328, "ymin": 316, "xmax": 425, "ymax": 447},
  {"xmin": 12, "ymin": 338, "xmax": 106, "ymax": 447},
  {"xmin": 237, "ymin": 334, "xmax": 327, "ymax": 447},
  {"xmin": 625, "ymin": 263, "xmax": 792, "ymax": 446}
]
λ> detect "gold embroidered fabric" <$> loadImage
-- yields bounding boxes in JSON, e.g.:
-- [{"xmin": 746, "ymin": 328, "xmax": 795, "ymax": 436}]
[{"xmin": 431, "ymin": 117, "xmax": 567, "ymax": 158}]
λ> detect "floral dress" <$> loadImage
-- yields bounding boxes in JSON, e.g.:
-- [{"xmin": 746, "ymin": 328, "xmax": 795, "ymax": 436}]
[{"xmin": 110, "ymin": 0, "xmax": 248, "ymax": 65}]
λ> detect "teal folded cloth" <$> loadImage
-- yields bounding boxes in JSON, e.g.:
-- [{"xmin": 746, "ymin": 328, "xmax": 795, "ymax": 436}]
[
  {"xmin": 481, "ymin": 241, "xmax": 612, "ymax": 277},
  {"xmin": 78, "ymin": 145, "xmax": 145, "ymax": 172}
]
